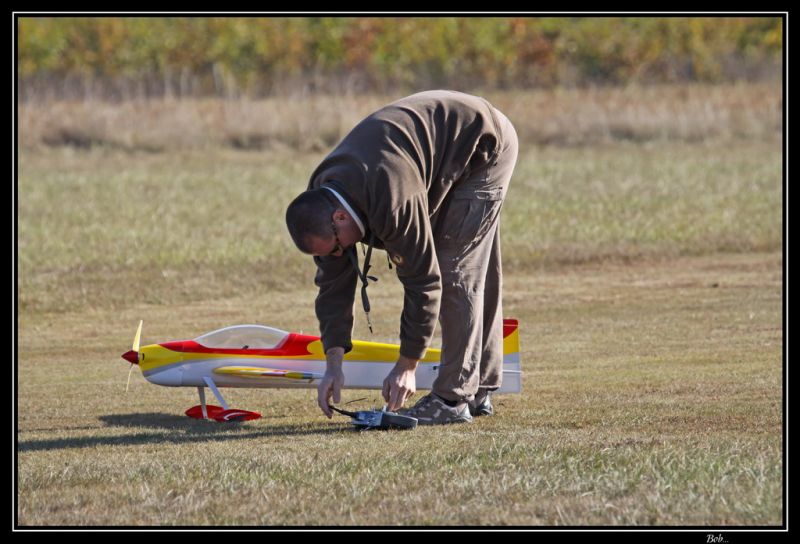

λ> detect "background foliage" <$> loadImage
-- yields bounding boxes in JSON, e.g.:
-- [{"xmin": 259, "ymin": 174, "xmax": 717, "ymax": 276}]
[{"xmin": 18, "ymin": 16, "xmax": 783, "ymax": 99}]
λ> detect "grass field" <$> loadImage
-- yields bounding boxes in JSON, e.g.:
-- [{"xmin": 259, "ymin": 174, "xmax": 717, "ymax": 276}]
[{"xmin": 16, "ymin": 85, "xmax": 784, "ymax": 526}]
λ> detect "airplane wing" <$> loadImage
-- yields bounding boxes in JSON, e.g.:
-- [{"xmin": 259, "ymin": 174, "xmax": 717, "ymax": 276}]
[{"xmin": 213, "ymin": 366, "xmax": 323, "ymax": 382}]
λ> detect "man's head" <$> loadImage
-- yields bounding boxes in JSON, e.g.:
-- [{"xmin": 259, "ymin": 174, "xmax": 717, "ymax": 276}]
[{"xmin": 285, "ymin": 189, "xmax": 360, "ymax": 257}]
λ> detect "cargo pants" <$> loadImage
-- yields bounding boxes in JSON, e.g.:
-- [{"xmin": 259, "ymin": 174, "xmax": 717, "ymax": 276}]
[{"xmin": 432, "ymin": 109, "xmax": 518, "ymax": 403}]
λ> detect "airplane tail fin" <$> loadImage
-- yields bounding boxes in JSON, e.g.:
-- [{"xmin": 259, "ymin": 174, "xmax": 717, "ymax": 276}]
[
  {"xmin": 502, "ymin": 318, "xmax": 520, "ymax": 356},
  {"xmin": 499, "ymin": 318, "xmax": 522, "ymax": 394}
]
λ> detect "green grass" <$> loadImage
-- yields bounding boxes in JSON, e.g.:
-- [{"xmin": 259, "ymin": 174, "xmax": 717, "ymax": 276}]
[
  {"xmin": 504, "ymin": 139, "xmax": 782, "ymax": 265},
  {"xmin": 17, "ymin": 137, "xmax": 781, "ymax": 314}
]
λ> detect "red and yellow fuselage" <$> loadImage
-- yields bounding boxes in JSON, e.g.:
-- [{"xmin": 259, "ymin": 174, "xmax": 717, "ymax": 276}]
[{"xmin": 122, "ymin": 320, "xmax": 522, "ymax": 393}]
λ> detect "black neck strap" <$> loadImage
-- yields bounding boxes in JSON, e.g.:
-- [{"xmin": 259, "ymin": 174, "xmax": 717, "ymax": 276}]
[{"xmin": 348, "ymin": 233, "xmax": 377, "ymax": 334}]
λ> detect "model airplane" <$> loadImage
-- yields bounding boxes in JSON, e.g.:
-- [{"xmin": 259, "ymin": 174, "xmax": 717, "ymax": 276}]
[{"xmin": 120, "ymin": 319, "xmax": 522, "ymax": 422}]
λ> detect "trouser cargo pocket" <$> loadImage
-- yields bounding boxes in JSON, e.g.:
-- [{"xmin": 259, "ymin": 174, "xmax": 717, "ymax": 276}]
[{"xmin": 437, "ymin": 186, "xmax": 504, "ymax": 256}]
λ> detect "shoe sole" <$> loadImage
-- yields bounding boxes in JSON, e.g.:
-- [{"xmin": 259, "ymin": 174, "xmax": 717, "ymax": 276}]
[{"xmin": 416, "ymin": 417, "xmax": 473, "ymax": 426}]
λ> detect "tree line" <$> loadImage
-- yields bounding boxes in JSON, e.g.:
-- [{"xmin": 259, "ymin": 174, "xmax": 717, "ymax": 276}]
[{"xmin": 18, "ymin": 16, "xmax": 783, "ymax": 99}]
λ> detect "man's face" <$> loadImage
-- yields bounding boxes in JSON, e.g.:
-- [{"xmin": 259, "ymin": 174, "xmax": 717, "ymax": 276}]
[
  {"xmin": 307, "ymin": 231, "xmax": 344, "ymax": 258},
  {"xmin": 307, "ymin": 209, "xmax": 353, "ymax": 258}
]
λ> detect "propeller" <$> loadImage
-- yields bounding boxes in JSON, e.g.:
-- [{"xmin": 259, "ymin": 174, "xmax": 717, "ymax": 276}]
[{"xmin": 121, "ymin": 320, "xmax": 143, "ymax": 392}]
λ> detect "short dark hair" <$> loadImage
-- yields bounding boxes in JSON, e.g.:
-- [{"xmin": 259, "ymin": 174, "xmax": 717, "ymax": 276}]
[{"xmin": 285, "ymin": 189, "xmax": 338, "ymax": 253}]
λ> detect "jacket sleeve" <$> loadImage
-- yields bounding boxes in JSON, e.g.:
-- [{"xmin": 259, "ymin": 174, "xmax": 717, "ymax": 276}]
[
  {"xmin": 313, "ymin": 254, "xmax": 357, "ymax": 354},
  {"xmin": 377, "ymin": 192, "xmax": 442, "ymax": 360}
]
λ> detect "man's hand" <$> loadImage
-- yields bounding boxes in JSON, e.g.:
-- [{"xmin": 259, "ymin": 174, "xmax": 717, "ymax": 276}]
[
  {"xmin": 318, "ymin": 347, "xmax": 345, "ymax": 418},
  {"xmin": 382, "ymin": 355, "xmax": 419, "ymax": 412}
]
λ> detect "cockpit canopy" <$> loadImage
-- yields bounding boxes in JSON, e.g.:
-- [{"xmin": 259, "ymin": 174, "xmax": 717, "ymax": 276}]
[{"xmin": 194, "ymin": 325, "xmax": 289, "ymax": 350}]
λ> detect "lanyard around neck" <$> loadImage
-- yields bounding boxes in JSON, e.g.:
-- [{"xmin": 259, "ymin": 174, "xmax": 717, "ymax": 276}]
[{"xmin": 347, "ymin": 232, "xmax": 377, "ymax": 334}]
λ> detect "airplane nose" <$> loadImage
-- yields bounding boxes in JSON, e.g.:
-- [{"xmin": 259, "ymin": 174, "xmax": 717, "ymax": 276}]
[{"xmin": 121, "ymin": 350, "xmax": 139, "ymax": 365}]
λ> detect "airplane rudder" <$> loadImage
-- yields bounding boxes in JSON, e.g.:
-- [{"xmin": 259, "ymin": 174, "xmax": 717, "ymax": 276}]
[{"xmin": 502, "ymin": 318, "xmax": 519, "ymax": 356}]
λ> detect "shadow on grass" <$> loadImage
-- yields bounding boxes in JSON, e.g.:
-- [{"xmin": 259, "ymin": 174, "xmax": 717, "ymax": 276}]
[{"xmin": 17, "ymin": 412, "xmax": 350, "ymax": 453}]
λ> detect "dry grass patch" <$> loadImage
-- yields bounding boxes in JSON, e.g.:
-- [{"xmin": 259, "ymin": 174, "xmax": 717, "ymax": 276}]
[{"xmin": 19, "ymin": 83, "xmax": 781, "ymax": 152}]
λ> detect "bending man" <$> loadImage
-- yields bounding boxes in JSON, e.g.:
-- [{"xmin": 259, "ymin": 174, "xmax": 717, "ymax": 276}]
[{"xmin": 285, "ymin": 90, "xmax": 518, "ymax": 425}]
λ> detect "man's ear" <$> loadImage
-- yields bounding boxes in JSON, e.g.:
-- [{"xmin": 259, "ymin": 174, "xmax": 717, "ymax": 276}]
[{"xmin": 332, "ymin": 208, "xmax": 349, "ymax": 223}]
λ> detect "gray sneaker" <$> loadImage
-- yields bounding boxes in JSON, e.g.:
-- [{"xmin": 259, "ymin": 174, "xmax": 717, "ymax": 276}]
[
  {"xmin": 469, "ymin": 390, "xmax": 494, "ymax": 417},
  {"xmin": 401, "ymin": 393, "xmax": 473, "ymax": 425}
]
